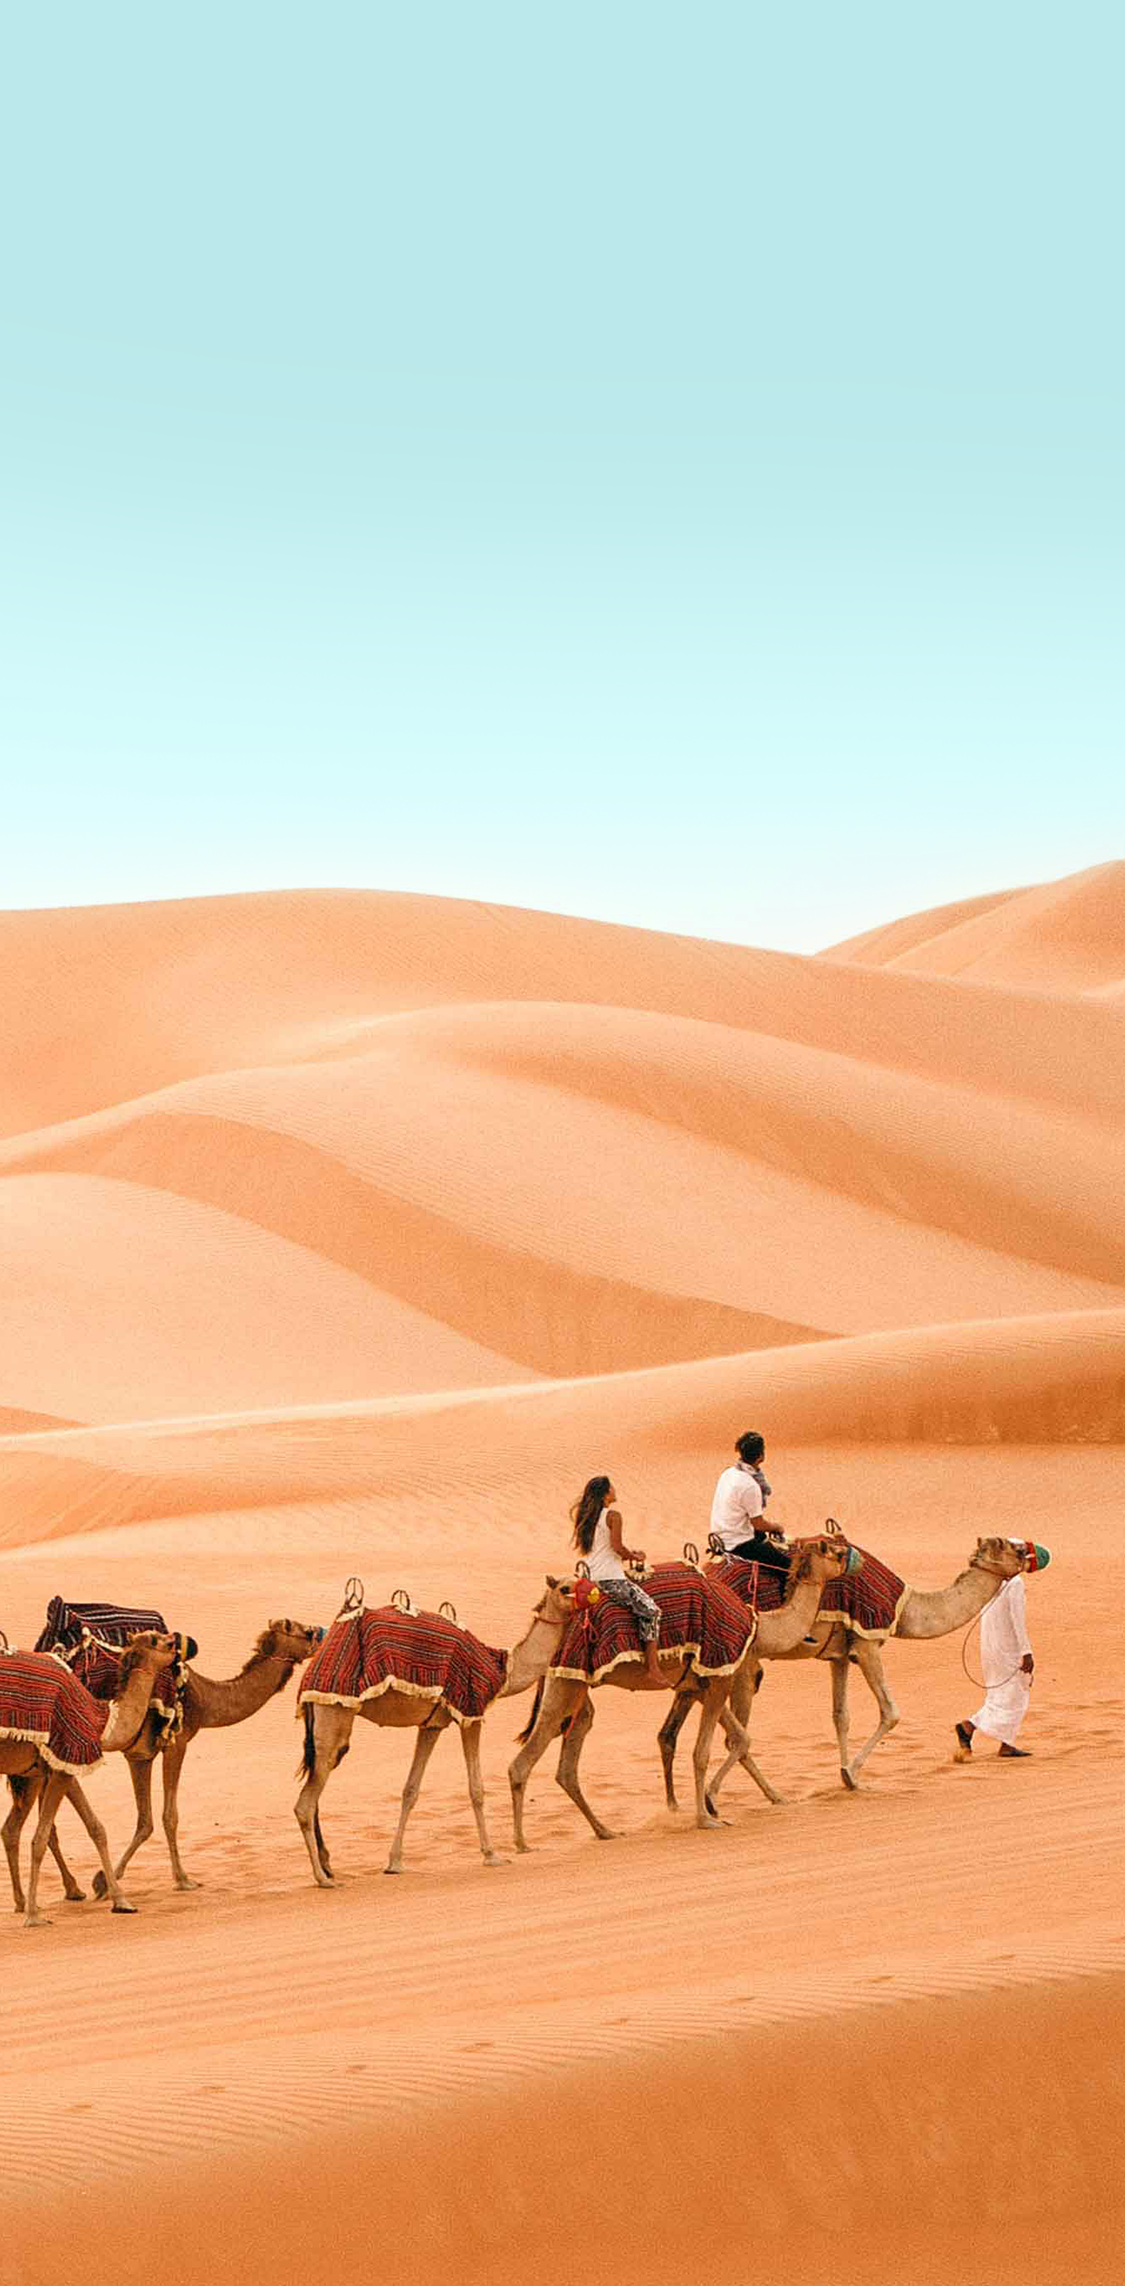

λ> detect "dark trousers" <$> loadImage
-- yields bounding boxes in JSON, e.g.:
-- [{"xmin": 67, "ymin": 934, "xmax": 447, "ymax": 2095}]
[{"xmin": 729, "ymin": 1533, "xmax": 790, "ymax": 1580}]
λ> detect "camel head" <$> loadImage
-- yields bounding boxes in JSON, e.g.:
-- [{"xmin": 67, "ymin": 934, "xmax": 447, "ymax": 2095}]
[
  {"xmin": 971, "ymin": 1536, "xmax": 1027, "ymax": 1579},
  {"xmin": 116, "ymin": 1631, "xmax": 179, "ymax": 1687},
  {"xmin": 787, "ymin": 1533, "xmax": 859, "ymax": 1586},
  {"xmin": 536, "ymin": 1576, "xmax": 581, "ymax": 1627},
  {"xmin": 253, "ymin": 1619, "xmax": 326, "ymax": 1684}
]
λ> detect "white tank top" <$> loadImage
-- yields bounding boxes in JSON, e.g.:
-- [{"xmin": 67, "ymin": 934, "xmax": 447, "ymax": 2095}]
[{"xmin": 587, "ymin": 1505, "xmax": 626, "ymax": 1583}]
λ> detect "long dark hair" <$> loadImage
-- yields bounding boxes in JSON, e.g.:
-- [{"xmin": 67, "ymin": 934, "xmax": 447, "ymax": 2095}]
[{"xmin": 571, "ymin": 1474, "xmax": 612, "ymax": 1554}]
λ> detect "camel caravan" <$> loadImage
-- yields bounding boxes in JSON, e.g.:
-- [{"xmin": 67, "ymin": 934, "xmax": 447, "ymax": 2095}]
[{"xmin": 0, "ymin": 1435, "xmax": 1047, "ymax": 1929}]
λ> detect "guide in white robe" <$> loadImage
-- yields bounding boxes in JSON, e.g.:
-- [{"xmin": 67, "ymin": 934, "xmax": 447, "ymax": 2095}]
[{"xmin": 971, "ymin": 1574, "xmax": 1033, "ymax": 1746}]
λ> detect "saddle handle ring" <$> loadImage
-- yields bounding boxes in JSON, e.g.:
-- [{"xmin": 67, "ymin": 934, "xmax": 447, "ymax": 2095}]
[
  {"xmin": 707, "ymin": 1532, "xmax": 725, "ymax": 1559},
  {"xmin": 438, "ymin": 1600, "xmax": 458, "ymax": 1624},
  {"xmin": 390, "ymin": 1586, "xmax": 412, "ymax": 1613},
  {"xmin": 682, "ymin": 1540, "xmax": 700, "ymax": 1566},
  {"xmin": 332, "ymin": 1577, "xmax": 364, "ymax": 1623},
  {"xmin": 575, "ymin": 1559, "xmax": 591, "ymax": 1580}
]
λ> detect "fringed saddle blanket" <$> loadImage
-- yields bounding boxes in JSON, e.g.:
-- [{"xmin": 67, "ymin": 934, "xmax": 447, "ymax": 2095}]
[
  {"xmin": 706, "ymin": 1554, "xmax": 788, "ymax": 1614},
  {"xmin": 34, "ymin": 1596, "xmax": 169, "ymax": 1655},
  {"xmin": 0, "ymin": 1650, "xmax": 109, "ymax": 1775},
  {"xmin": 299, "ymin": 1606, "xmax": 509, "ymax": 1727},
  {"xmin": 817, "ymin": 1546, "xmax": 908, "ymax": 1636},
  {"xmin": 550, "ymin": 1563, "xmax": 755, "ymax": 1687},
  {"xmin": 35, "ymin": 1597, "xmax": 183, "ymax": 1733}
]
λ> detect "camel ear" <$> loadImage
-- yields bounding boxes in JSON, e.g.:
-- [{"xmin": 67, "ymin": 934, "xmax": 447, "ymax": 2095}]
[{"xmin": 545, "ymin": 1574, "xmax": 559, "ymax": 1589}]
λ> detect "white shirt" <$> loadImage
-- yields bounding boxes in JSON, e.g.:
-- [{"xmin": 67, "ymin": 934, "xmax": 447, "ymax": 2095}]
[
  {"xmin": 710, "ymin": 1464, "xmax": 764, "ymax": 1554},
  {"xmin": 587, "ymin": 1506, "xmax": 627, "ymax": 1583}
]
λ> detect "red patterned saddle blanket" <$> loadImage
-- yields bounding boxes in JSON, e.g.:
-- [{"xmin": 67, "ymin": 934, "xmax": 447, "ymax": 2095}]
[
  {"xmin": 0, "ymin": 1649, "xmax": 109, "ymax": 1775},
  {"xmin": 817, "ymin": 1545, "xmax": 908, "ymax": 1635},
  {"xmin": 551, "ymin": 1562, "xmax": 754, "ymax": 1687},
  {"xmin": 706, "ymin": 1554, "xmax": 788, "ymax": 1613},
  {"xmin": 35, "ymin": 1597, "xmax": 185, "ymax": 1732},
  {"xmin": 299, "ymin": 1605, "xmax": 508, "ymax": 1726}
]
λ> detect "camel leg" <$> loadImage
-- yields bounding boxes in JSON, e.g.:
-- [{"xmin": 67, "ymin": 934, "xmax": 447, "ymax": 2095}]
[
  {"xmin": 658, "ymin": 1685, "xmax": 701, "ymax": 1812},
  {"xmin": 3, "ymin": 1775, "xmax": 36, "ymax": 1914},
  {"xmin": 841, "ymin": 1638, "xmax": 899, "ymax": 1787},
  {"xmin": 459, "ymin": 1720, "xmax": 504, "ymax": 1867},
  {"xmin": 707, "ymin": 1664, "xmax": 785, "ymax": 1808},
  {"xmin": 830, "ymin": 1656, "xmax": 853, "ymax": 1785},
  {"xmin": 385, "ymin": 1720, "xmax": 445, "ymax": 1874},
  {"xmin": 508, "ymin": 1680, "xmax": 585, "ymax": 1852},
  {"xmin": 694, "ymin": 1684, "xmax": 735, "ymax": 1828},
  {"xmin": 554, "ymin": 1694, "xmax": 616, "ymax": 1841},
  {"xmin": 159, "ymin": 1736, "xmax": 199, "ymax": 1890},
  {"xmin": 48, "ymin": 1816, "xmax": 87, "ymax": 1902},
  {"xmin": 92, "ymin": 1753, "xmax": 156, "ymax": 1897},
  {"xmin": 24, "ymin": 1770, "xmax": 69, "ymax": 1929},
  {"xmin": 61, "ymin": 1780, "xmax": 138, "ymax": 1913},
  {"xmin": 295, "ymin": 1705, "xmax": 353, "ymax": 1886}
]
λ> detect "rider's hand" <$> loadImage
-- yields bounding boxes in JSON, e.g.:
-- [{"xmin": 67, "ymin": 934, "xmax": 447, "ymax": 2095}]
[{"xmin": 629, "ymin": 1549, "xmax": 646, "ymax": 1566}]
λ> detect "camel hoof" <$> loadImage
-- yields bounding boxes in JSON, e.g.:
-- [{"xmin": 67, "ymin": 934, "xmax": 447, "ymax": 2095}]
[
  {"xmin": 23, "ymin": 1915, "xmax": 53, "ymax": 1931},
  {"xmin": 841, "ymin": 1766, "xmax": 859, "ymax": 1791},
  {"xmin": 594, "ymin": 1830, "xmax": 618, "ymax": 1842},
  {"xmin": 482, "ymin": 1853, "xmax": 507, "ymax": 1867},
  {"xmin": 111, "ymin": 1899, "xmax": 139, "ymax": 1915},
  {"xmin": 175, "ymin": 1877, "xmax": 202, "ymax": 1891},
  {"xmin": 64, "ymin": 1889, "xmax": 87, "ymax": 1903},
  {"xmin": 91, "ymin": 1873, "xmax": 108, "ymax": 1899},
  {"xmin": 383, "ymin": 1864, "xmax": 404, "ymax": 1876}
]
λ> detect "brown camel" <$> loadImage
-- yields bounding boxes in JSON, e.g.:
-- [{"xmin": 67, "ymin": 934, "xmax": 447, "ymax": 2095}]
[
  {"xmin": 661, "ymin": 1533, "xmax": 1030, "ymax": 1805},
  {"xmin": 36, "ymin": 1619, "xmax": 323, "ymax": 1900},
  {"xmin": 1, "ymin": 1633, "xmax": 179, "ymax": 1929},
  {"xmin": 295, "ymin": 1579, "xmax": 578, "ymax": 1884},
  {"xmin": 508, "ymin": 1535, "xmax": 854, "ymax": 1849}
]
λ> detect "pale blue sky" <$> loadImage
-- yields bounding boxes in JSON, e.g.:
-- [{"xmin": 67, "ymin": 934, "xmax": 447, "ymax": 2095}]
[{"xmin": 2, "ymin": 3, "xmax": 1121, "ymax": 951}]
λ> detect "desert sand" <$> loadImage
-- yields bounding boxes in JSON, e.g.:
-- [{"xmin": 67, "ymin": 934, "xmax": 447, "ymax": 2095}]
[{"xmin": 1, "ymin": 861, "xmax": 1123, "ymax": 2286}]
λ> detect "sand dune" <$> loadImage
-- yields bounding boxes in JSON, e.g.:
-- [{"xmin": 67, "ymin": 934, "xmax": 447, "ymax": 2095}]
[
  {"xmin": 825, "ymin": 857, "xmax": 1125, "ymax": 993},
  {"xmin": 1, "ymin": 863, "xmax": 1122, "ymax": 2285}
]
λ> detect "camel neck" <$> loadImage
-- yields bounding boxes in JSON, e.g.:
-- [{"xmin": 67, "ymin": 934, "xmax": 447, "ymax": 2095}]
[
  {"xmin": 754, "ymin": 1566, "xmax": 830, "ymax": 1656},
  {"xmin": 185, "ymin": 1651, "xmax": 296, "ymax": 1730},
  {"xmin": 499, "ymin": 1612, "xmax": 564, "ymax": 1698},
  {"xmin": 895, "ymin": 1564, "xmax": 1006, "ymax": 1641},
  {"xmin": 102, "ymin": 1656, "xmax": 164, "ymax": 1751}
]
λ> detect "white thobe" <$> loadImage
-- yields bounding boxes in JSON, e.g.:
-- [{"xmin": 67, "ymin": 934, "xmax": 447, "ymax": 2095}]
[{"xmin": 971, "ymin": 1575, "xmax": 1033, "ymax": 1745}]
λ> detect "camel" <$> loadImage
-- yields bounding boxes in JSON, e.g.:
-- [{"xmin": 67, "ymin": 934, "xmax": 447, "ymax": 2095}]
[
  {"xmin": 35, "ymin": 1618, "xmax": 324, "ymax": 1900},
  {"xmin": 660, "ymin": 1533, "xmax": 1030, "ymax": 1805},
  {"xmin": 508, "ymin": 1534, "xmax": 856, "ymax": 1850},
  {"xmin": 1, "ymin": 1632, "xmax": 179, "ymax": 1929},
  {"xmin": 295, "ymin": 1579, "xmax": 579, "ymax": 1884}
]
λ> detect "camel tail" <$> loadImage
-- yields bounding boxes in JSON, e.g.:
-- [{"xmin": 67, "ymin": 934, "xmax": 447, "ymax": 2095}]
[
  {"xmin": 516, "ymin": 1678, "xmax": 545, "ymax": 1744},
  {"xmin": 297, "ymin": 1703, "xmax": 316, "ymax": 1780}
]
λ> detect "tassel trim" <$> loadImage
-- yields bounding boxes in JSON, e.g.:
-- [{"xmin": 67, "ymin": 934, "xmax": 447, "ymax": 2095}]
[
  {"xmin": 550, "ymin": 1630, "xmax": 753, "ymax": 1689},
  {"xmin": 298, "ymin": 1674, "xmax": 500, "ymax": 1728},
  {"xmin": 39, "ymin": 1744, "xmax": 104, "ymax": 1776}
]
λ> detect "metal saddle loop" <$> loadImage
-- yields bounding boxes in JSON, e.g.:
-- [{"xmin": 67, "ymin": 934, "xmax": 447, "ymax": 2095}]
[
  {"xmin": 390, "ymin": 1586, "xmax": 412, "ymax": 1614},
  {"xmin": 574, "ymin": 1559, "xmax": 591, "ymax": 1580},
  {"xmin": 707, "ymin": 1532, "xmax": 725, "ymax": 1559},
  {"xmin": 337, "ymin": 1576, "xmax": 365, "ymax": 1619},
  {"xmin": 682, "ymin": 1540, "xmax": 700, "ymax": 1566}
]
